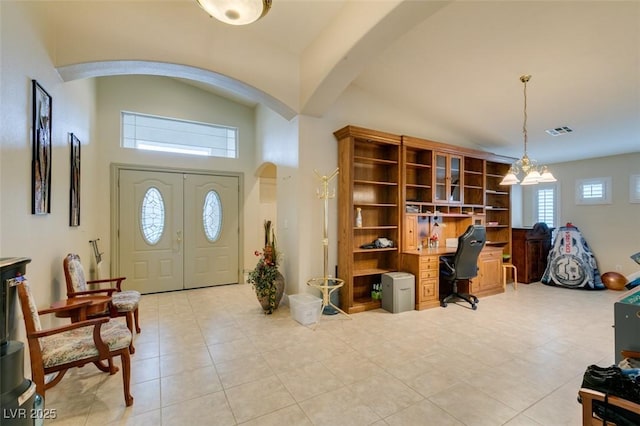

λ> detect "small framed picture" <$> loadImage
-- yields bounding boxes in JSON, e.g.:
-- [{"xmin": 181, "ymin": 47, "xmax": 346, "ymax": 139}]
[
  {"xmin": 69, "ymin": 133, "xmax": 81, "ymax": 226},
  {"xmin": 32, "ymin": 80, "xmax": 52, "ymax": 215}
]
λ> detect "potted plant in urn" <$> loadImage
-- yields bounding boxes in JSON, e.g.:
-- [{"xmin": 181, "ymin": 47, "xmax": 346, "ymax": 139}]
[{"xmin": 248, "ymin": 220, "xmax": 284, "ymax": 314}]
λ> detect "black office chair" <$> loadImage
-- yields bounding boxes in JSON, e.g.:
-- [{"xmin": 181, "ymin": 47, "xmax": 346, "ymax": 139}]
[{"xmin": 440, "ymin": 225, "xmax": 486, "ymax": 310}]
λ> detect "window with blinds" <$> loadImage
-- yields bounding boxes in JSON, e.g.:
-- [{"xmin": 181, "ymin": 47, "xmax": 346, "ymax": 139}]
[
  {"xmin": 536, "ymin": 187, "xmax": 555, "ymax": 227},
  {"xmin": 121, "ymin": 111, "xmax": 238, "ymax": 158},
  {"xmin": 576, "ymin": 177, "xmax": 612, "ymax": 205}
]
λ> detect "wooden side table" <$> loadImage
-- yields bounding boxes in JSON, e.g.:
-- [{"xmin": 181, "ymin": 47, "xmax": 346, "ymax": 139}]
[{"xmin": 50, "ymin": 296, "xmax": 112, "ymax": 322}]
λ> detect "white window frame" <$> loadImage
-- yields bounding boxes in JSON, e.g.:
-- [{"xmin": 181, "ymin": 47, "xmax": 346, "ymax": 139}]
[
  {"xmin": 534, "ymin": 183, "xmax": 558, "ymax": 228},
  {"xmin": 631, "ymin": 175, "xmax": 640, "ymax": 203},
  {"xmin": 121, "ymin": 111, "xmax": 238, "ymax": 159},
  {"xmin": 575, "ymin": 177, "xmax": 612, "ymax": 205}
]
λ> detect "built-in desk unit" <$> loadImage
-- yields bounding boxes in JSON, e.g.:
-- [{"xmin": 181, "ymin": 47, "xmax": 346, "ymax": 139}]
[
  {"xmin": 335, "ymin": 125, "xmax": 514, "ymax": 313},
  {"xmin": 401, "ymin": 246, "xmax": 504, "ymax": 310}
]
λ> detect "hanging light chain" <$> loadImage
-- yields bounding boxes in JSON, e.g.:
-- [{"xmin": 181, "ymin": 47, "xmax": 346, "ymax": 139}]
[
  {"xmin": 521, "ymin": 74, "xmax": 531, "ymax": 157},
  {"xmin": 500, "ymin": 74, "xmax": 556, "ymax": 185}
]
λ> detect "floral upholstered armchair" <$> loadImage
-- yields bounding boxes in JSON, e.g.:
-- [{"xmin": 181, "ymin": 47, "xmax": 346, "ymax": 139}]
[
  {"xmin": 63, "ymin": 253, "xmax": 141, "ymax": 353},
  {"xmin": 15, "ymin": 277, "xmax": 134, "ymax": 406}
]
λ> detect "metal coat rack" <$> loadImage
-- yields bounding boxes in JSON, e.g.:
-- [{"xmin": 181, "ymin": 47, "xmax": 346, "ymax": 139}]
[{"xmin": 306, "ymin": 168, "xmax": 350, "ymax": 325}]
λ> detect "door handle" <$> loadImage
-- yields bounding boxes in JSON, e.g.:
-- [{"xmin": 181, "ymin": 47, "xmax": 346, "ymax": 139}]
[{"xmin": 176, "ymin": 230, "xmax": 182, "ymax": 243}]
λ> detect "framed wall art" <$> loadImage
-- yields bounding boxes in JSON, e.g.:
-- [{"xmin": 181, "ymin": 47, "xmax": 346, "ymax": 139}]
[
  {"xmin": 69, "ymin": 133, "xmax": 81, "ymax": 226},
  {"xmin": 32, "ymin": 80, "xmax": 52, "ymax": 215}
]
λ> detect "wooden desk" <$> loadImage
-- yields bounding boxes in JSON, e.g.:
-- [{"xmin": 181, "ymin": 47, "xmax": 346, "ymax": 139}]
[
  {"xmin": 401, "ymin": 247, "xmax": 452, "ymax": 310},
  {"xmin": 401, "ymin": 246, "xmax": 504, "ymax": 310},
  {"xmin": 51, "ymin": 296, "xmax": 112, "ymax": 322}
]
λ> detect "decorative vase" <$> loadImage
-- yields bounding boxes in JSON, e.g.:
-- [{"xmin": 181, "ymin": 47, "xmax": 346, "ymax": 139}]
[
  {"xmin": 355, "ymin": 207, "xmax": 363, "ymax": 228},
  {"xmin": 257, "ymin": 271, "xmax": 285, "ymax": 314}
]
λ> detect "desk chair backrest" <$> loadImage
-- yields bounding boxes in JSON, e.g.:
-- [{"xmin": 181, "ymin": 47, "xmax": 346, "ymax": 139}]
[{"xmin": 452, "ymin": 225, "xmax": 486, "ymax": 279}]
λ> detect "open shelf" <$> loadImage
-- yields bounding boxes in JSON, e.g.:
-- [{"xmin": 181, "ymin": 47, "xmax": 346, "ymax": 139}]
[{"xmin": 354, "ymin": 156, "xmax": 397, "ymax": 165}]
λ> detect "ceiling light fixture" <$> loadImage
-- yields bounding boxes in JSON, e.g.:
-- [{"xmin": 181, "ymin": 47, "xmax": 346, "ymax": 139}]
[
  {"xmin": 500, "ymin": 75, "xmax": 557, "ymax": 186},
  {"xmin": 196, "ymin": 0, "xmax": 271, "ymax": 25}
]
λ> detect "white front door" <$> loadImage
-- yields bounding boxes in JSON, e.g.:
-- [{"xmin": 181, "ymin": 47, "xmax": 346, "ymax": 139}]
[
  {"xmin": 183, "ymin": 174, "xmax": 239, "ymax": 289},
  {"xmin": 118, "ymin": 169, "xmax": 239, "ymax": 293}
]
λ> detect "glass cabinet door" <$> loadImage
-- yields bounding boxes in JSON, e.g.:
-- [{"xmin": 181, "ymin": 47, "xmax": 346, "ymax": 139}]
[
  {"xmin": 450, "ymin": 155, "xmax": 461, "ymax": 202},
  {"xmin": 434, "ymin": 153, "xmax": 462, "ymax": 203},
  {"xmin": 435, "ymin": 154, "xmax": 447, "ymax": 202}
]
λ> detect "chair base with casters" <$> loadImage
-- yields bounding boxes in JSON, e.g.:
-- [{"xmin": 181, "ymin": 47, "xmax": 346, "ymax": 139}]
[
  {"xmin": 15, "ymin": 277, "xmax": 134, "ymax": 407},
  {"xmin": 440, "ymin": 279, "xmax": 479, "ymax": 310}
]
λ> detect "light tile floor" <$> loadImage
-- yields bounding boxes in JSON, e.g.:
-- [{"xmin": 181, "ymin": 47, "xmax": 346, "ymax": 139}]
[{"xmin": 45, "ymin": 282, "xmax": 624, "ymax": 425}]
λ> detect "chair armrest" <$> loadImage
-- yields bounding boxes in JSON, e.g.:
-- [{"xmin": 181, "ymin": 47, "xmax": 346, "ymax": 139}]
[
  {"xmin": 28, "ymin": 317, "xmax": 109, "ymax": 339},
  {"xmin": 68, "ymin": 288, "xmax": 117, "ymax": 297},
  {"xmin": 440, "ymin": 256, "xmax": 455, "ymax": 274},
  {"xmin": 87, "ymin": 277, "xmax": 125, "ymax": 292},
  {"xmin": 39, "ymin": 299, "xmax": 92, "ymax": 316}
]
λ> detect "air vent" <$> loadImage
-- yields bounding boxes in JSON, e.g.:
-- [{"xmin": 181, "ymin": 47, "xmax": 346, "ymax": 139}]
[{"xmin": 545, "ymin": 126, "xmax": 574, "ymax": 136}]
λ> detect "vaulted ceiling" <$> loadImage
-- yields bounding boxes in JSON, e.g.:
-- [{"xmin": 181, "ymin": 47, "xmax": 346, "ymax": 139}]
[{"xmin": 32, "ymin": 0, "xmax": 640, "ymax": 164}]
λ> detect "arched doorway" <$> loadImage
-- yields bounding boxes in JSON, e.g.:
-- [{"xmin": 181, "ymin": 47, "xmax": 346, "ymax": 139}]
[{"xmin": 256, "ymin": 162, "xmax": 278, "ymax": 239}]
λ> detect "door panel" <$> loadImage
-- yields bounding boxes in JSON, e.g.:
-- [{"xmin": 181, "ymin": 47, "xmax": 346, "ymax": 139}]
[
  {"xmin": 184, "ymin": 174, "xmax": 239, "ymax": 288},
  {"xmin": 119, "ymin": 170, "xmax": 184, "ymax": 293},
  {"xmin": 118, "ymin": 169, "xmax": 240, "ymax": 293}
]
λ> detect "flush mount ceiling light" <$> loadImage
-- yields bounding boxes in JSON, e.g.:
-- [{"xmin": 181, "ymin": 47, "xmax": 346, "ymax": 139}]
[
  {"xmin": 196, "ymin": 0, "xmax": 271, "ymax": 25},
  {"xmin": 500, "ymin": 75, "xmax": 557, "ymax": 186}
]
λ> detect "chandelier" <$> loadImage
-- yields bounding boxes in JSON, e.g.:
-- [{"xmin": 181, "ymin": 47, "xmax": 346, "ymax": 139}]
[
  {"xmin": 500, "ymin": 75, "xmax": 556, "ymax": 186},
  {"xmin": 196, "ymin": 0, "xmax": 272, "ymax": 25}
]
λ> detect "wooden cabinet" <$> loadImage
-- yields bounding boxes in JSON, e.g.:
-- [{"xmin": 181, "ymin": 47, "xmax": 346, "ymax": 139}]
[
  {"xmin": 336, "ymin": 125, "xmax": 514, "ymax": 313},
  {"xmin": 469, "ymin": 247, "xmax": 504, "ymax": 297},
  {"xmin": 400, "ymin": 252, "xmax": 440, "ymax": 310},
  {"xmin": 512, "ymin": 225, "xmax": 553, "ymax": 283},
  {"xmin": 434, "ymin": 152, "xmax": 462, "ymax": 204},
  {"xmin": 335, "ymin": 126, "xmax": 401, "ymax": 314}
]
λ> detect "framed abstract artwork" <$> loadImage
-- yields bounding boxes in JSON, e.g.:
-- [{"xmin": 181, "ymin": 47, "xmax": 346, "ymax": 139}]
[
  {"xmin": 69, "ymin": 133, "xmax": 81, "ymax": 226},
  {"xmin": 32, "ymin": 80, "xmax": 52, "ymax": 215}
]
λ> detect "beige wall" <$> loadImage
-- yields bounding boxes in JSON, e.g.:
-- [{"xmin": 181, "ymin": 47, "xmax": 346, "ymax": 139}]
[
  {"xmin": 0, "ymin": 4, "xmax": 101, "ymax": 336},
  {"xmin": 94, "ymin": 75, "xmax": 258, "ymax": 274},
  {"xmin": 522, "ymin": 153, "xmax": 640, "ymax": 276},
  {"xmin": 254, "ymin": 104, "xmax": 300, "ymax": 294}
]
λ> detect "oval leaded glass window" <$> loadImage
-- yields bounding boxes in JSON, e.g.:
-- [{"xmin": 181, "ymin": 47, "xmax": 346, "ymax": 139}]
[
  {"xmin": 203, "ymin": 190, "xmax": 222, "ymax": 242},
  {"xmin": 141, "ymin": 187, "xmax": 165, "ymax": 245}
]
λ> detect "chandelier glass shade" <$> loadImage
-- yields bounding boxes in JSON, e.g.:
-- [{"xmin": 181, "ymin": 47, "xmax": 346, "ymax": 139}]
[
  {"xmin": 196, "ymin": 0, "xmax": 271, "ymax": 25},
  {"xmin": 500, "ymin": 75, "xmax": 556, "ymax": 186}
]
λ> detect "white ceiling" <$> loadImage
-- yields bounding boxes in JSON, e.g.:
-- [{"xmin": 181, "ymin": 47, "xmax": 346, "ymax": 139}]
[{"xmin": 38, "ymin": 0, "xmax": 640, "ymax": 164}]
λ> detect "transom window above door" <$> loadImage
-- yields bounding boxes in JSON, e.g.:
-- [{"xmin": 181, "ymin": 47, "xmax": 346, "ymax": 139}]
[{"xmin": 121, "ymin": 111, "xmax": 238, "ymax": 158}]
